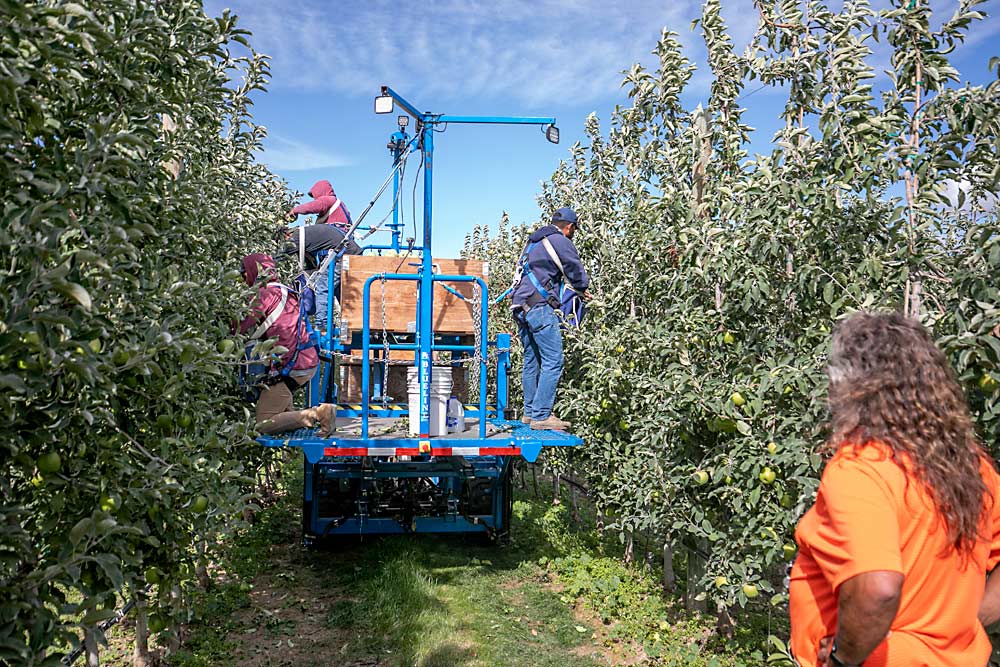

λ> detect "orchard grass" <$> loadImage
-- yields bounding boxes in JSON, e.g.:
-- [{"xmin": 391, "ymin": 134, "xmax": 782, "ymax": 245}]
[{"xmin": 100, "ymin": 455, "xmax": 787, "ymax": 667}]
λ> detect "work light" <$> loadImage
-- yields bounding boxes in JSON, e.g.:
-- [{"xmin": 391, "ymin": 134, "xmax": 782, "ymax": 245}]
[
  {"xmin": 397, "ymin": 115, "xmax": 409, "ymax": 128},
  {"xmin": 546, "ymin": 124, "xmax": 560, "ymax": 144},
  {"xmin": 375, "ymin": 95, "xmax": 394, "ymax": 114}
]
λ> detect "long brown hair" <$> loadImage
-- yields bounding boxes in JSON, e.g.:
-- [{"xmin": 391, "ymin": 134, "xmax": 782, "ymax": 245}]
[{"xmin": 826, "ymin": 312, "xmax": 991, "ymax": 557}]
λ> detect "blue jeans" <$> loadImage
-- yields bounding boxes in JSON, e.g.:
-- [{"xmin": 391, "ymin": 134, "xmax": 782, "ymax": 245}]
[
  {"xmin": 312, "ymin": 260, "xmax": 342, "ymax": 329},
  {"xmin": 516, "ymin": 303, "xmax": 563, "ymax": 420}
]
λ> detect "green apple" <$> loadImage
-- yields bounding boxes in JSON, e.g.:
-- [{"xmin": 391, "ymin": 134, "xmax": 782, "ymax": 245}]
[
  {"xmin": 759, "ymin": 467, "xmax": 776, "ymax": 485},
  {"xmin": 694, "ymin": 470, "xmax": 710, "ymax": 485},
  {"xmin": 37, "ymin": 452, "xmax": 61, "ymax": 475},
  {"xmin": 99, "ymin": 495, "xmax": 117, "ymax": 513},
  {"xmin": 191, "ymin": 495, "xmax": 209, "ymax": 514},
  {"xmin": 742, "ymin": 584, "xmax": 759, "ymax": 599},
  {"xmin": 731, "ymin": 392, "xmax": 746, "ymax": 407}
]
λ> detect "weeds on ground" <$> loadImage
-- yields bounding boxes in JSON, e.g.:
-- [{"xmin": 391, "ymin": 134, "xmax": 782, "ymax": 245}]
[
  {"xmin": 167, "ymin": 457, "xmax": 791, "ymax": 667},
  {"xmin": 169, "ymin": 484, "xmax": 299, "ymax": 667}
]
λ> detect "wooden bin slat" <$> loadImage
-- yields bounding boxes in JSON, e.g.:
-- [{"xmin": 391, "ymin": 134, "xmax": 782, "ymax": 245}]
[{"xmin": 340, "ymin": 256, "xmax": 488, "ymax": 335}]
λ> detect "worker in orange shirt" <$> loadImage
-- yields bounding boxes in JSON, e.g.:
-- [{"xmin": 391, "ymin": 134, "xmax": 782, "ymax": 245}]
[{"xmin": 789, "ymin": 312, "xmax": 1000, "ymax": 667}]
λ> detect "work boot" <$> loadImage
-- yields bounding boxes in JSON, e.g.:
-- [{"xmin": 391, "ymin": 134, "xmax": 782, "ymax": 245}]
[
  {"xmin": 531, "ymin": 415, "xmax": 571, "ymax": 431},
  {"xmin": 521, "ymin": 415, "xmax": 532, "ymax": 425},
  {"xmin": 311, "ymin": 403, "xmax": 336, "ymax": 436}
]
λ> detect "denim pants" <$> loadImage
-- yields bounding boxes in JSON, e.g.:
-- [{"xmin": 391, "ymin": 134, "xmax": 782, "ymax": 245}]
[
  {"xmin": 312, "ymin": 259, "xmax": 342, "ymax": 329},
  {"xmin": 515, "ymin": 303, "xmax": 564, "ymax": 420}
]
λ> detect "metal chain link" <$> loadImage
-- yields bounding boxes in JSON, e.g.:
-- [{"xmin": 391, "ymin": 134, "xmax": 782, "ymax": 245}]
[
  {"xmin": 379, "ymin": 274, "xmax": 392, "ymax": 403},
  {"xmin": 469, "ymin": 282, "xmax": 483, "ymax": 402}
]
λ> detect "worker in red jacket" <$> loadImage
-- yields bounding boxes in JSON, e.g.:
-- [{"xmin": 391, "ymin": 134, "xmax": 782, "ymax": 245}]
[
  {"xmin": 238, "ymin": 253, "xmax": 333, "ymax": 435},
  {"xmin": 286, "ymin": 180, "xmax": 352, "ymax": 230}
]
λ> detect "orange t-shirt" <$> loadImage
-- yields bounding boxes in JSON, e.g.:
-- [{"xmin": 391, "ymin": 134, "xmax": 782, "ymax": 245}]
[{"xmin": 789, "ymin": 442, "xmax": 1000, "ymax": 667}]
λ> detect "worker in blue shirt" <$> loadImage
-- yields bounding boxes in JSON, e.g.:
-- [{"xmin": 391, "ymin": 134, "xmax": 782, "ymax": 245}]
[{"xmin": 511, "ymin": 207, "xmax": 591, "ymax": 430}]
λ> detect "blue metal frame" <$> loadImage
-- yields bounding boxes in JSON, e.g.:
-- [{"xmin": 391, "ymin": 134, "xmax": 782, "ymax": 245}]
[{"xmin": 260, "ymin": 86, "xmax": 576, "ymax": 542}]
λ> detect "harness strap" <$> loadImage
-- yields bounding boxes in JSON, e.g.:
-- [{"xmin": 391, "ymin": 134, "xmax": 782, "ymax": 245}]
[
  {"xmin": 317, "ymin": 197, "xmax": 343, "ymax": 225},
  {"xmin": 249, "ymin": 283, "xmax": 289, "ymax": 341},
  {"xmin": 298, "ymin": 225, "xmax": 306, "ymax": 273}
]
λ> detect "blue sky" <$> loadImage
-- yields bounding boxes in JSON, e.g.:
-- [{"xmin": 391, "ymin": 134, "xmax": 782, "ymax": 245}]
[{"xmin": 204, "ymin": 0, "xmax": 998, "ymax": 256}]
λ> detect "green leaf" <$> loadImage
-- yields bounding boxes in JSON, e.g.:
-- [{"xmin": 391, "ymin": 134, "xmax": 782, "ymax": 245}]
[
  {"xmin": 57, "ymin": 283, "xmax": 92, "ymax": 311},
  {"xmin": 0, "ymin": 375, "xmax": 28, "ymax": 393}
]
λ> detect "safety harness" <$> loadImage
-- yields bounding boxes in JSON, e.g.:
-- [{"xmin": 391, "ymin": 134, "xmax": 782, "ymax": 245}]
[
  {"xmin": 513, "ymin": 237, "xmax": 563, "ymax": 309},
  {"xmin": 241, "ymin": 282, "xmax": 320, "ymax": 401},
  {"xmin": 316, "ymin": 197, "xmax": 344, "ymax": 225},
  {"xmin": 509, "ymin": 235, "xmax": 585, "ymax": 327}
]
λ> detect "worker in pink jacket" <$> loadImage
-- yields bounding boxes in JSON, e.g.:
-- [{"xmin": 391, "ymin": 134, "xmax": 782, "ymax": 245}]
[
  {"xmin": 286, "ymin": 180, "xmax": 352, "ymax": 230},
  {"xmin": 238, "ymin": 253, "xmax": 333, "ymax": 435}
]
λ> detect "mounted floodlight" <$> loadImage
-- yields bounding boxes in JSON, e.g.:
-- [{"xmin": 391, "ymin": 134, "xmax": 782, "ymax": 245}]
[
  {"xmin": 397, "ymin": 115, "xmax": 409, "ymax": 128},
  {"xmin": 546, "ymin": 124, "xmax": 560, "ymax": 144},
  {"xmin": 374, "ymin": 95, "xmax": 394, "ymax": 114}
]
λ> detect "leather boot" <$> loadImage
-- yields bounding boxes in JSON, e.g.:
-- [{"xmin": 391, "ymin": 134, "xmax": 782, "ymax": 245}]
[
  {"xmin": 312, "ymin": 403, "xmax": 335, "ymax": 436},
  {"xmin": 530, "ymin": 415, "xmax": 571, "ymax": 431}
]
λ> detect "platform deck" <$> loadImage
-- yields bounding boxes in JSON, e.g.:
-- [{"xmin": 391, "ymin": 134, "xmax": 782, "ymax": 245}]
[{"xmin": 256, "ymin": 418, "xmax": 580, "ymax": 464}]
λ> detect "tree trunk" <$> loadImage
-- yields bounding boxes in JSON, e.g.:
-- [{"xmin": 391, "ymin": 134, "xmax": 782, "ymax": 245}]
[
  {"xmin": 569, "ymin": 483, "xmax": 579, "ymax": 524},
  {"xmin": 662, "ymin": 541, "xmax": 675, "ymax": 593},
  {"xmin": 84, "ymin": 627, "xmax": 100, "ymax": 667},
  {"xmin": 195, "ymin": 541, "xmax": 210, "ymax": 590},
  {"xmin": 715, "ymin": 605, "xmax": 735, "ymax": 639},
  {"xmin": 624, "ymin": 532, "xmax": 634, "ymax": 564},
  {"xmin": 161, "ymin": 114, "xmax": 182, "ymax": 180},
  {"xmin": 686, "ymin": 541, "xmax": 708, "ymax": 613},
  {"xmin": 165, "ymin": 585, "xmax": 181, "ymax": 652},
  {"xmin": 133, "ymin": 595, "xmax": 153, "ymax": 667}
]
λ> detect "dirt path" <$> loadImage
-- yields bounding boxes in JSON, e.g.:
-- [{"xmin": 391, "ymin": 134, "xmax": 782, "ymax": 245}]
[{"xmin": 103, "ymin": 484, "xmax": 630, "ymax": 667}]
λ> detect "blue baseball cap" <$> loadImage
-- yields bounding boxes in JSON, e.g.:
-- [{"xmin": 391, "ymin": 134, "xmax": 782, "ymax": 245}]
[{"xmin": 552, "ymin": 207, "xmax": 578, "ymax": 226}]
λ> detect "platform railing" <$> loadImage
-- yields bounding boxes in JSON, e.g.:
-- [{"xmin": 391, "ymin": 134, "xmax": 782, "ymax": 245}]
[{"xmin": 360, "ymin": 273, "xmax": 489, "ymax": 440}]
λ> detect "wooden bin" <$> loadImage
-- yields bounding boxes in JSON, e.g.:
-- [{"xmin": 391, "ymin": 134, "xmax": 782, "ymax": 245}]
[
  {"xmin": 340, "ymin": 256, "xmax": 488, "ymax": 335},
  {"xmin": 339, "ymin": 363, "xmax": 471, "ymax": 404}
]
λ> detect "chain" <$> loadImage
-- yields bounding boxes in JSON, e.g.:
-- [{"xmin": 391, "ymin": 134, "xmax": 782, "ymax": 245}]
[
  {"xmin": 469, "ymin": 282, "xmax": 483, "ymax": 402},
  {"xmin": 379, "ymin": 273, "xmax": 390, "ymax": 403},
  {"xmin": 325, "ymin": 350, "xmax": 509, "ymax": 366}
]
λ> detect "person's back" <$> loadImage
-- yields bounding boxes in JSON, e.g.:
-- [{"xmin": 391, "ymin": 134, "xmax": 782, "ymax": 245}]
[
  {"xmin": 791, "ymin": 442, "xmax": 1000, "ymax": 666},
  {"xmin": 789, "ymin": 312, "xmax": 1000, "ymax": 667},
  {"xmin": 278, "ymin": 223, "xmax": 362, "ymax": 270},
  {"xmin": 511, "ymin": 224, "xmax": 588, "ymax": 310},
  {"xmin": 237, "ymin": 254, "xmax": 317, "ymax": 373},
  {"xmin": 288, "ymin": 179, "xmax": 352, "ymax": 229},
  {"xmin": 511, "ymin": 208, "xmax": 590, "ymax": 431}
]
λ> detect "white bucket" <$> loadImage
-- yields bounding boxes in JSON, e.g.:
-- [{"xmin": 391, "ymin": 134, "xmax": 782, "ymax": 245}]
[{"xmin": 406, "ymin": 367, "xmax": 453, "ymax": 436}]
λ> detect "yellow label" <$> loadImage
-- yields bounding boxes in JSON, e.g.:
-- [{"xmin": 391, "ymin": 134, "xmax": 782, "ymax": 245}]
[{"xmin": 419, "ymin": 440, "xmax": 431, "ymax": 453}]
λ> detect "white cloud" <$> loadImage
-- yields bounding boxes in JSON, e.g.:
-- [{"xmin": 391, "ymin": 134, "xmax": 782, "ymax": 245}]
[
  {"xmin": 256, "ymin": 134, "xmax": 351, "ymax": 171},
  {"xmin": 942, "ymin": 179, "xmax": 999, "ymax": 213},
  {"xmin": 204, "ymin": 0, "xmax": 710, "ymax": 107}
]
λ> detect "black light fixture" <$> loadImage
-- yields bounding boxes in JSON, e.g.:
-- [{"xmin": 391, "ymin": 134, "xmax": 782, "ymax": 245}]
[
  {"xmin": 374, "ymin": 95, "xmax": 394, "ymax": 114},
  {"xmin": 546, "ymin": 124, "xmax": 560, "ymax": 144}
]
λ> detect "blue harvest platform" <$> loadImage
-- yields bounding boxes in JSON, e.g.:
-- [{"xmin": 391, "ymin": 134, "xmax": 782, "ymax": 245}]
[{"xmin": 257, "ymin": 418, "xmax": 581, "ymax": 464}]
